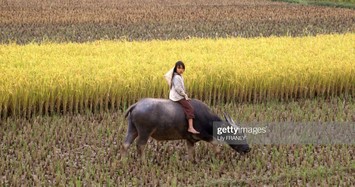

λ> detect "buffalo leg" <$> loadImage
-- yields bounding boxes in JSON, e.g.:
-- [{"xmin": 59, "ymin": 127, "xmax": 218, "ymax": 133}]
[
  {"xmin": 122, "ymin": 121, "xmax": 138, "ymax": 158},
  {"xmin": 209, "ymin": 138, "xmax": 221, "ymax": 154},
  {"xmin": 186, "ymin": 140, "xmax": 195, "ymax": 161},
  {"xmin": 136, "ymin": 128, "xmax": 157, "ymax": 160},
  {"xmin": 136, "ymin": 135, "xmax": 151, "ymax": 160},
  {"xmin": 122, "ymin": 132, "xmax": 138, "ymax": 157},
  {"xmin": 201, "ymin": 136, "xmax": 221, "ymax": 155}
]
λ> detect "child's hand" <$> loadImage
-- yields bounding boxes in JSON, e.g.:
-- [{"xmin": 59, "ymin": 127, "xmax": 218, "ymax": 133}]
[{"xmin": 185, "ymin": 95, "xmax": 191, "ymax": 100}]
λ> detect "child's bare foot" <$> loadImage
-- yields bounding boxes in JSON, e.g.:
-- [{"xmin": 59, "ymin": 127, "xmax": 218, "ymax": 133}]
[{"xmin": 188, "ymin": 128, "xmax": 200, "ymax": 134}]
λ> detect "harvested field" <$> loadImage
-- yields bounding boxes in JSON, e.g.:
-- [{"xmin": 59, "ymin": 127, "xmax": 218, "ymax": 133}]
[
  {"xmin": 1, "ymin": 98, "xmax": 354, "ymax": 186},
  {"xmin": 0, "ymin": 0, "xmax": 354, "ymax": 43}
]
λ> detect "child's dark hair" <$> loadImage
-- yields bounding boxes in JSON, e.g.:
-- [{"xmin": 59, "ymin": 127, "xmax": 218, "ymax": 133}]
[
  {"xmin": 170, "ymin": 61, "xmax": 185, "ymax": 88},
  {"xmin": 173, "ymin": 61, "xmax": 185, "ymax": 73}
]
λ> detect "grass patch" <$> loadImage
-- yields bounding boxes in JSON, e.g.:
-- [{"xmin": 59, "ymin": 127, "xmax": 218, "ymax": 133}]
[{"xmin": 273, "ymin": 0, "xmax": 355, "ymax": 9}]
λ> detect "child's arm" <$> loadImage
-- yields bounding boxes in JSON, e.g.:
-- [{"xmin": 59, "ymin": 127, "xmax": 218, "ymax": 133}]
[{"xmin": 173, "ymin": 76, "xmax": 188, "ymax": 99}]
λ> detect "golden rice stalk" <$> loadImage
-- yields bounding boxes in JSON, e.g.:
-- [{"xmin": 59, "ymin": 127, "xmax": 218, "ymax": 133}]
[{"xmin": 0, "ymin": 34, "xmax": 354, "ymax": 118}]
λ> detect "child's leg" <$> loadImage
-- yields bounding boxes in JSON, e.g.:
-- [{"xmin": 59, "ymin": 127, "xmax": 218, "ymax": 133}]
[
  {"xmin": 178, "ymin": 99, "xmax": 199, "ymax": 134},
  {"xmin": 188, "ymin": 118, "xmax": 199, "ymax": 134}
]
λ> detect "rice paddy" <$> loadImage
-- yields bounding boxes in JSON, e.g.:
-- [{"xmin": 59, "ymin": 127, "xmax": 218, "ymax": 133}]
[
  {"xmin": 1, "ymin": 34, "xmax": 354, "ymax": 119},
  {"xmin": 1, "ymin": 0, "xmax": 354, "ymax": 186}
]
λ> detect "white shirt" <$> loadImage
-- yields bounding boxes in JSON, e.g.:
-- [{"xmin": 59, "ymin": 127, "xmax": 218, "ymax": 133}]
[{"xmin": 169, "ymin": 73, "xmax": 188, "ymax": 101}]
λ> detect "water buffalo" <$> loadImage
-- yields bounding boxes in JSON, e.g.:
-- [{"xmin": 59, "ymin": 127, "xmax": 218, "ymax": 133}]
[{"xmin": 122, "ymin": 98, "xmax": 251, "ymax": 160}]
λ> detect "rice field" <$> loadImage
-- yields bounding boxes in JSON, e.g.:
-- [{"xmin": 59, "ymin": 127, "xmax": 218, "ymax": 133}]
[
  {"xmin": 1, "ymin": 0, "xmax": 355, "ymax": 186},
  {"xmin": 1, "ymin": 98, "xmax": 354, "ymax": 186},
  {"xmin": 1, "ymin": 34, "xmax": 354, "ymax": 119},
  {"xmin": 1, "ymin": 0, "xmax": 354, "ymax": 44}
]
